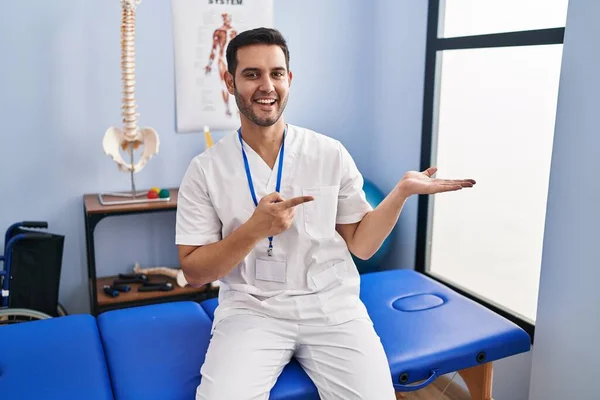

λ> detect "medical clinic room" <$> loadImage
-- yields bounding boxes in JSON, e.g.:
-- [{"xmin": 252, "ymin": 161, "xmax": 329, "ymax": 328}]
[{"xmin": 0, "ymin": 0, "xmax": 596, "ymax": 399}]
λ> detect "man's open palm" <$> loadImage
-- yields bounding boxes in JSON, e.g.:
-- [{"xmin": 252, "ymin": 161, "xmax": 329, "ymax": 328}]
[{"xmin": 398, "ymin": 167, "xmax": 476, "ymax": 196}]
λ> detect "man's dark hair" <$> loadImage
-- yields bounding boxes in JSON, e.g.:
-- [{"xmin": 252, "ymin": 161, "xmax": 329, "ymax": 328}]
[{"xmin": 226, "ymin": 27, "xmax": 290, "ymax": 76}]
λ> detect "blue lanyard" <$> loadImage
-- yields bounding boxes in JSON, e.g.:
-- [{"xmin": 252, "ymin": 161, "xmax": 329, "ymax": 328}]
[{"xmin": 238, "ymin": 127, "xmax": 286, "ymax": 255}]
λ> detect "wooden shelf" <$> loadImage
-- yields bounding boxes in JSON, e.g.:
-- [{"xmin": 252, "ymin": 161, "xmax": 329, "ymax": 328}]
[
  {"xmin": 82, "ymin": 187, "xmax": 210, "ymax": 315},
  {"xmin": 96, "ymin": 274, "xmax": 210, "ymax": 307},
  {"xmin": 84, "ymin": 188, "xmax": 178, "ymax": 215}
]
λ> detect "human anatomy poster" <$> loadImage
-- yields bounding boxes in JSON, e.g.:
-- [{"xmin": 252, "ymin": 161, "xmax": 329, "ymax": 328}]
[{"xmin": 172, "ymin": 0, "xmax": 274, "ymax": 132}]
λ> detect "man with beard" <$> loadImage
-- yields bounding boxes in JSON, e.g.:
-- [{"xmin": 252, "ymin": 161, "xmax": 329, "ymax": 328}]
[{"xmin": 176, "ymin": 28, "xmax": 476, "ymax": 400}]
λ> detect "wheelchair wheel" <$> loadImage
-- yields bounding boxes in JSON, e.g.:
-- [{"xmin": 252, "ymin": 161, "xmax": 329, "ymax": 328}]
[{"xmin": 0, "ymin": 308, "xmax": 53, "ymax": 326}]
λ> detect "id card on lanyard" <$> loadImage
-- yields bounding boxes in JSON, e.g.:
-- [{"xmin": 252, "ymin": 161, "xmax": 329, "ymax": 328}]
[{"xmin": 238, "ymin": 127, "xmax": 287, "ymax": 283}]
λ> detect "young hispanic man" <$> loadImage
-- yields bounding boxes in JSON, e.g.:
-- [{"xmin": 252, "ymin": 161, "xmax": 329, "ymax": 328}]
[{"xmin": 176, "ymin": 27, "xmax": 475, "ymax": 400}]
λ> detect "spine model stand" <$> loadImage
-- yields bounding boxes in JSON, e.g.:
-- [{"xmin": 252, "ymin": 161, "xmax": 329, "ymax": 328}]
[{"xmin": 102, "ymin": 0, "xmax": 159, "ymax": 201}]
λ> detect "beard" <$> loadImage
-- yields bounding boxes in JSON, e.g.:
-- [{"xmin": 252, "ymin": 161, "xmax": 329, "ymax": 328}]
[{"xmin": 234, "ymin": 88, "xmax": 288, "ymax": 127}]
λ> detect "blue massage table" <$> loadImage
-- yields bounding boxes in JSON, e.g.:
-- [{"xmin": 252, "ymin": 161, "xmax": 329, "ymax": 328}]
[{"xmin": 0, "ymin": 269, "xmax": 530, "ymax": 399}]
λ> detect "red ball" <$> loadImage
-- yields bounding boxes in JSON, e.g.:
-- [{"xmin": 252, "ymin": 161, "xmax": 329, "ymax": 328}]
[{"xmin": 147, "ymin": 190, "xmax": 159, "ymax": 199}]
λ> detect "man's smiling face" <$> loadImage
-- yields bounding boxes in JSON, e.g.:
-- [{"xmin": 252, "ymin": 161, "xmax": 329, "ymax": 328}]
[{"xmin": 227, "ymin": 44, "xmax": 293, "ymax": 127}]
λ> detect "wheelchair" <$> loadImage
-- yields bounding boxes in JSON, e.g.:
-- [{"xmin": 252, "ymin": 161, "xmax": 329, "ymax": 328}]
[{"xmin": 0, "ymin": 221, "xmax": 68, "ymax": 325}]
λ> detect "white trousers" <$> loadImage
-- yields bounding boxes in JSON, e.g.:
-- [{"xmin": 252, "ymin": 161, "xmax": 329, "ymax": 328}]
[{"xmin": 195, "ymin": 314, "xmax": 396, "ymax": 400}]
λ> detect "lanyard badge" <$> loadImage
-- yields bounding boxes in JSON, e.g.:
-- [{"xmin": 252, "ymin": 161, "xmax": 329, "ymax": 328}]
[{"xmin": 238, "ymin": 127, "xmax": 286, "ymax": 256}]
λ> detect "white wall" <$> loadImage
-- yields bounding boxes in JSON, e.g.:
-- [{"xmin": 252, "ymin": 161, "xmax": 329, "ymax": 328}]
[{"xmin": 529, "ymin": 1, "xmax": 600, "ymax": 398}]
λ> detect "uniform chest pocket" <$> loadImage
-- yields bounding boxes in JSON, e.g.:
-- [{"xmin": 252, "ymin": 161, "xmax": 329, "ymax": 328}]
[{"xmin": 302, "ymin": 185, "xmax": 339, "ymax": 240}]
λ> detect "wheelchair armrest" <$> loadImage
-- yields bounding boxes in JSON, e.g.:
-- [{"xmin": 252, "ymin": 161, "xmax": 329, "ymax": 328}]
[{"xmin": 21, "ymin": 221, "xmax": 48, "ymax": 229}]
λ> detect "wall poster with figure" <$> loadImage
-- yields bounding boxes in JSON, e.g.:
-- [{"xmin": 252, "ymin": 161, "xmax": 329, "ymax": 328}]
[{"xmin": 172, "ymin": 0, "xmax": 274, "ymax": 133}]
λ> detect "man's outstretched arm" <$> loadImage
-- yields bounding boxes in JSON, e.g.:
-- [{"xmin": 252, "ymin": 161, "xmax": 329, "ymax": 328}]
[{"xmin": 336, "ymin": 167, "xmax": 475, "ymax": 260}]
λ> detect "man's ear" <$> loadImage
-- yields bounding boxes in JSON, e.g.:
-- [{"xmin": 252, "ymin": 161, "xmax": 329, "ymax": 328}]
[
  {"xmin": 288, "ymin": 70, "xmax": 293, "ymax": 87},
  {"xmin": 225, "ymin": 71, "xmax": 235, "ymax": 95}
]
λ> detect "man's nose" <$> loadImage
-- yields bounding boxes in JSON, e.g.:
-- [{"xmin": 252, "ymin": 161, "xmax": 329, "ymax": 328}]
[{"xmin": 258, "ymin": 76, "xmax": 275, "ymax": 93}]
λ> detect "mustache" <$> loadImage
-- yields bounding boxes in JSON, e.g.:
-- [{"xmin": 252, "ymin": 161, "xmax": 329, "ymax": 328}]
[{"xmin": 252, "ymin": 93, "xmax": 279, "ymax": 101}]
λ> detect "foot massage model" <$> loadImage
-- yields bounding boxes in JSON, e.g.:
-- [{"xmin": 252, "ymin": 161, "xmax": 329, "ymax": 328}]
[
  {"xmin": 174, "ymin": 28, "xmax": 476, "ymax": 399},
  {"xmin": 132, "ymin": 263, "xmax": 224, "ymax": 290}
]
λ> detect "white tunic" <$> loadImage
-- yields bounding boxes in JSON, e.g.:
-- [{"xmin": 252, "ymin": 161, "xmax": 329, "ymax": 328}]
[{"xmin": 175, "ymin": 124, "xmax": 373, "ymax": 330}]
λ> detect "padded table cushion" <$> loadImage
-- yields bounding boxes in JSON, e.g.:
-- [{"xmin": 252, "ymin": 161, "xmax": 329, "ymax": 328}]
[
  {"xmin": 0, "ymin": 314, "xmax": 114, "ymax": 400},
  {"xmin": 201, "ymin": 269, "xmax": 531, "ymax": 391},
  {"xmin": 360, "ymin": 270, "xmax": 531, "ymax": 388},
  {"xmin": 200, "ymin": 297, "xmax": 218, "ymax": 320},
  {"xmin": 97, "ymin": 302, "xmax": 213, "ymax": 400}
]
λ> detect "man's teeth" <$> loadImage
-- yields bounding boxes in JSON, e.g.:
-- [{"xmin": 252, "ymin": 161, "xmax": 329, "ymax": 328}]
[{"xmin": 255, "ymin": 99, "xmax": 276, "ymax": 104}]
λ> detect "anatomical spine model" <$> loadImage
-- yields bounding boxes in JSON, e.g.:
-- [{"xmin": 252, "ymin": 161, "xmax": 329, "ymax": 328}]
[{"xmin": 103, "ymin": 0, "xmax": 158, "ymax": 193}]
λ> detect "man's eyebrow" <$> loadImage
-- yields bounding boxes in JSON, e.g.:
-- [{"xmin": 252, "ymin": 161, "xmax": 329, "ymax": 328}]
[
  {"xmin": 240, "ymin": 67, "xmax": 286, "ymax": 74},
  {"xmin": 240, "ymin": 67, "xmax": 260, "ymax": 74}
]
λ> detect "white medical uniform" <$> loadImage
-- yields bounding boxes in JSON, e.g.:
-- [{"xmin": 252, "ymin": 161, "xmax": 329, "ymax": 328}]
[{"xmin": 176, "ymin": 124, "xmax": 395, "ymax": 399}]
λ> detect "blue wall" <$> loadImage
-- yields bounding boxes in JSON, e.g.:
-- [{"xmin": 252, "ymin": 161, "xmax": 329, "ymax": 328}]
[
  {"xmin": 0, "ymin": 0, "xmax": 392, "ymax": 314},
  {"xmin": 529, "ymin": 1, "xmax": 600, "ymax": 398},
  {"xmin": 372, "ymin": 0, "xmax": 428, "ymax": 270}
]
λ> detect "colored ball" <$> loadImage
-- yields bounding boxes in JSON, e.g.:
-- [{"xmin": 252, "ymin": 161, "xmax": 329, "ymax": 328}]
[
  {"xmin": 147, "ymin": 190, "xmax": 159, "ymax": 199},
  {"xmin": 158, "ymin": 189, "xmax": 170, "ymax": 198},
  {"xmin": 150, "ymin": 187, "xmax": 160, "ymax": 193},
  {"xmin": 352, "ymin": 179, "xmax": 394, "ymax": 274}
]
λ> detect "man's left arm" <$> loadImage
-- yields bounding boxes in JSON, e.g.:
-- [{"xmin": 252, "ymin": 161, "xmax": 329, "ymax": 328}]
[
  {"xmin": 336, "ymin": 164, "xmax": 476, "ymax": 260},
  {"xmin": 336, "ymin": 185, "xmax": 407, "ymax": 260}
]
